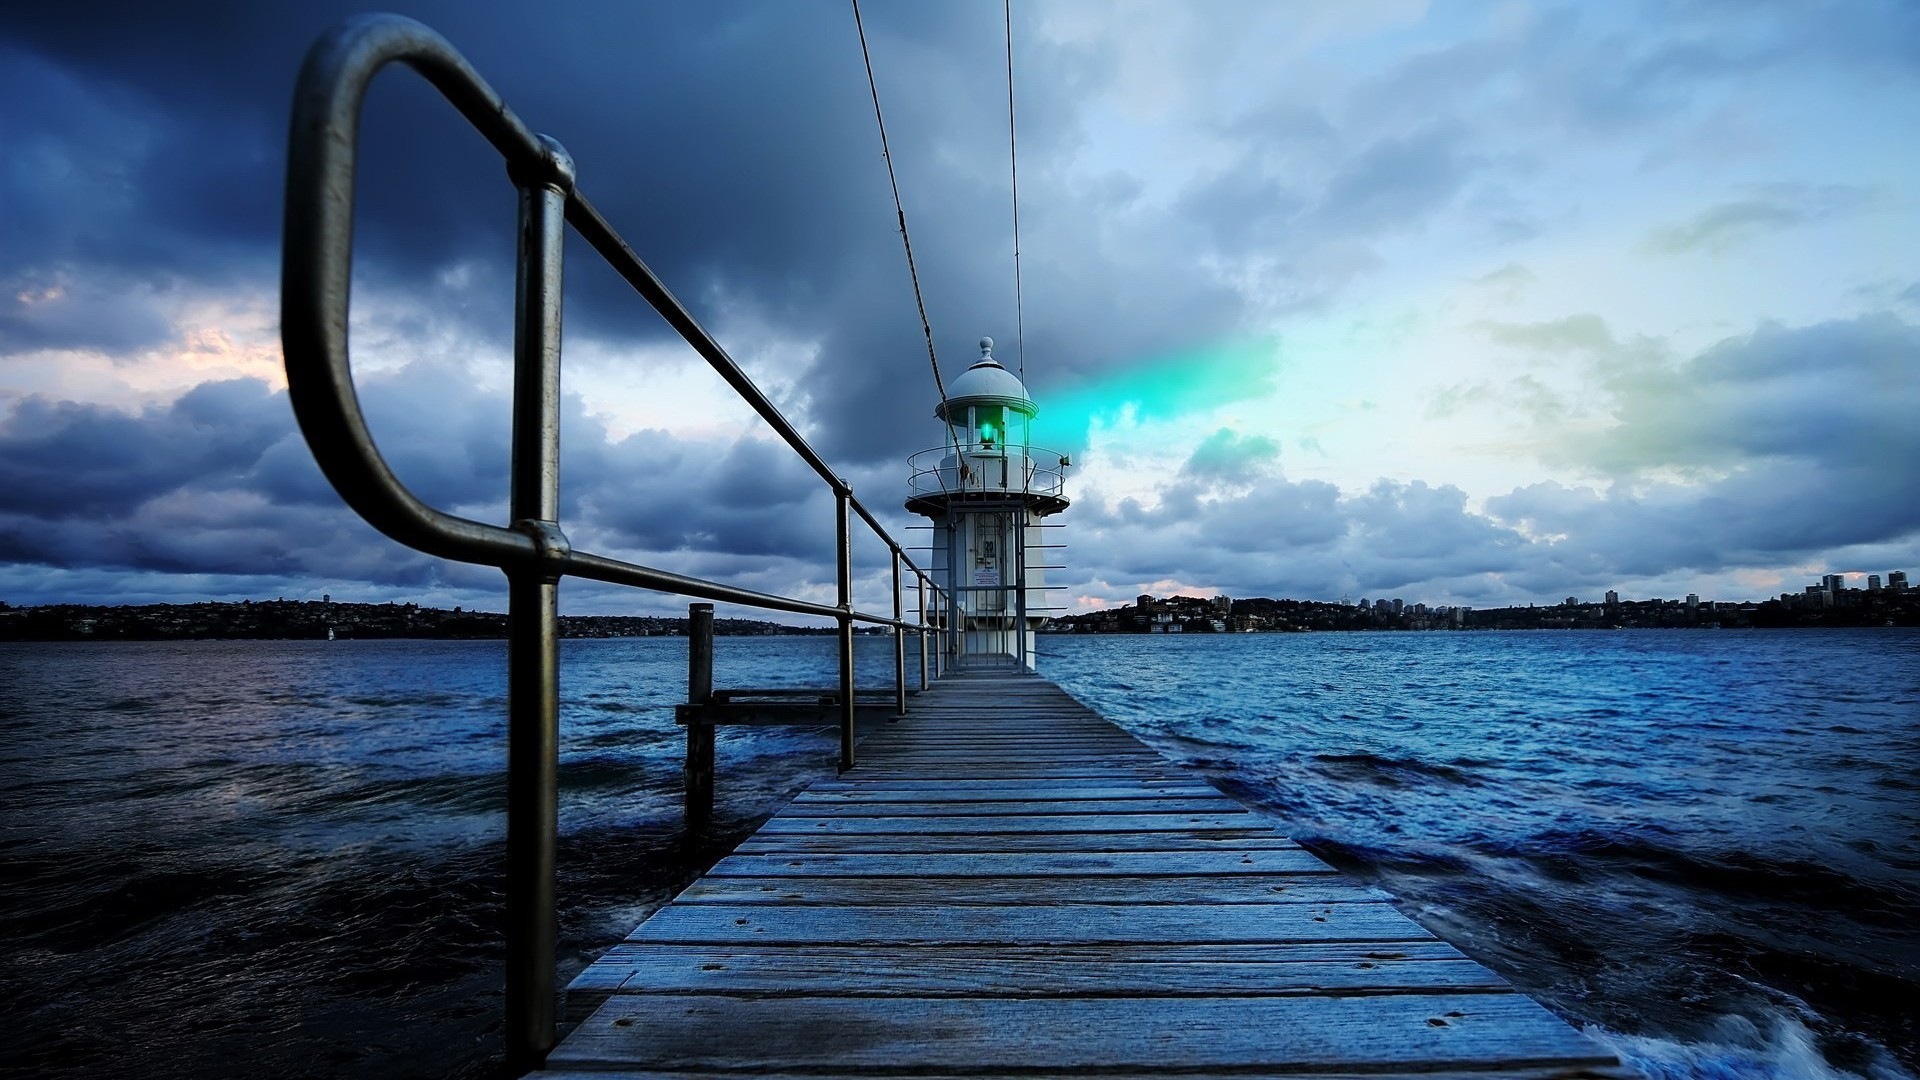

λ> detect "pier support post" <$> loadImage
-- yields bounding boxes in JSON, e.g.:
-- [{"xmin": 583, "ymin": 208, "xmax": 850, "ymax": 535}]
[{"xmin": 684, "ymin": 603, "xmax": 715, "ymax": 829}]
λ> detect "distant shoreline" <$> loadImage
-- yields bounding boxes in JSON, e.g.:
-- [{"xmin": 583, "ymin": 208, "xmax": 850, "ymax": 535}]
[
  {"xmin": 2, "ymin": 593, "xmax": 1913, "ymax": 642},
  {"xmin": 0, "ymin": 599, "xmax": 841, "ymax": 642},
  {"xmin": 1051, "ymin": 591, "xmax": 1920, "ymax": 634}
]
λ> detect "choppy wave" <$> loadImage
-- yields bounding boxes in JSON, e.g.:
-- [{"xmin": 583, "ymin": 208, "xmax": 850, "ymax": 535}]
[
  {"xmin": 1591, "ymin": 1012, "xmax": 1914, "ymax": 1080},
  {"xmin": 0, "ymin": 637, "xmax": 888, "ymax": 1078},
  {"xmin": 1043, "ymin": 629, "xmax": 1920, "ymax": 1079}
]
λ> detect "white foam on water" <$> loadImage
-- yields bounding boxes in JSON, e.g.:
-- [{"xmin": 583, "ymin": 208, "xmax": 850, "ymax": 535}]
[{"xmin": 1586, "ymin": 1012, "xmax": 1914, "ymax": 1080}]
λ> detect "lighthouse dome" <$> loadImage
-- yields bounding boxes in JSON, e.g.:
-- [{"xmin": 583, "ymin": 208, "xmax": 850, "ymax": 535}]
[{"xmin": 936, "ymin": 337, "xmax": 1035, "ymax": 422}]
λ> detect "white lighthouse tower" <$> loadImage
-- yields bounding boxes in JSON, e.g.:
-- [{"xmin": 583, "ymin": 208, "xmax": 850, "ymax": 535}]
[{"xmin": 906, "ymin": 337, "xmax": 1070, "ymax": 670}]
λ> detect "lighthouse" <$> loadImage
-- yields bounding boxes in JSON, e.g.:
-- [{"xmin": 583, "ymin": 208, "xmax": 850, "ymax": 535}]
[{"xmin": 906, "ymin": 338, "xmax": 1070, "ymax": 670}]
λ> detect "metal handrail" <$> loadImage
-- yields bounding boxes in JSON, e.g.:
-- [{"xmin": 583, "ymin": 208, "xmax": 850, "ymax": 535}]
[{"xmin": 279, "ymin": 13, "xmax": 953, "ymax": 1072}]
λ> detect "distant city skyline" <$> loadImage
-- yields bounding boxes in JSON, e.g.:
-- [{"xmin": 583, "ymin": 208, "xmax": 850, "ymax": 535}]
[{"xmin": 1121, "ymin": 564, "xmax": 1904, "ymax": 614}]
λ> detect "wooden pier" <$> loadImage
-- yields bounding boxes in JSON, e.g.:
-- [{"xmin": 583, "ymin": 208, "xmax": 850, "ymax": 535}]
[{"xmin": 547, "ymin": 668, "xmax": 1629, "ymax": 1077}]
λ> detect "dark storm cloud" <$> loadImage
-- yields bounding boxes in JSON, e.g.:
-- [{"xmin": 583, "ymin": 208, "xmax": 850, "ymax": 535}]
[
  {"xmin": 0, "ymin": 379, "xmax": 285, "ymax": 519},
  {"xmin": 0, "ymin": 363, "xmax": 863, "ymax": 604},
  {"xmin": 1567, "ymin": 314, "xmax": 1920, "ymax": 478},
  {"xmin": 1488, "ymin": 314, "xmax": 1920, "ymax": 573}
]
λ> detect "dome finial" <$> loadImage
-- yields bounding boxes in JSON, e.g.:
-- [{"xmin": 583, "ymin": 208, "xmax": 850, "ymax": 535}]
[{"xmin": 979, "ymin": 336, "xmax": 994, "ymax": 360}]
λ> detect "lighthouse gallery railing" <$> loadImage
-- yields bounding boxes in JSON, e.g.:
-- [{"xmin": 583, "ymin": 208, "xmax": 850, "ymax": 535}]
[{"xmin": 279, "ymin": 14, "xmax": 951, "ymax": 1072}]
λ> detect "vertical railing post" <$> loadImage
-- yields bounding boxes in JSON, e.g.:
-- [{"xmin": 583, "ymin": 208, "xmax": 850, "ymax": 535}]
[
  {"xmin": 1015, "ymin": 512, "xmax": 1028, "ymax": 671},
  {"xmin": 684, "ymin": 602, "xmax": 714, "ymax": 829},
  {"xmin": 502, "ymin": 136, "xmax": 573, "ymax": 1076},
  {"xmin": 835, "ymin": 482, "xmax": 856, "ymax": 770},
  {"xmin": 935, "ymin": 585, "xmax": 948, "ymax": 676},
  {"xmin": 916, "ymin": 573, "xmax": 929, "ymax": 690},
  {"xmin": 892, "ymin": 550, "xmax": 907, "ymax": 715}
]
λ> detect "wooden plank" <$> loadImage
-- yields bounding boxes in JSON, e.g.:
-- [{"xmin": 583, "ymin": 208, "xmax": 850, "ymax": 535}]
[
  {"xmin": 755, "ymin": 812, "xmax": 1257, "ymax": 835},
  {"xmin": 795, "ymin": 786, "xmax": 1223, "ymax": 803},
  {"xmin": 704, "ymin": 850, "xmax": 1339, "ymax": 877},
  {"xmin": 848, "ymin": 760, "xmax": 1190, "ymax": 768},
  {"xmin": 541, "ymin": 1060, "xmax": 1635, "ymax": 1068},
  {"xmin": 804, "ymin": 777, "xmax": 1210, "ymax": 793},
  {"xmin": 854, "ymin": 754, "xmax": 1157, "ymax": 762},
  {"xmin": 784, "ymin": 797, "xmax": 1242, "ymax": 816},
  {"xmin": 574, "ymin": 942, "xmax": 1499, "ymax": 998},
  {"xmin": 673, "ymin": 874, "xmax": 1384, "ymax": 906},
  {"xmin": 734, "ymin": 831, "xmax": 1301, "ymax": 853},
  {"xmin": 625, "ymin": 902, "xmax": 1436, "ymax": 946},
  {"xmin": 549, "ymin": 993, "xmax": 1619, "ymax": 1074}
]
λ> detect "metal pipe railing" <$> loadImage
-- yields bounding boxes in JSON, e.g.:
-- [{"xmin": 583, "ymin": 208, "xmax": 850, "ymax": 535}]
[{"xmin": 280, "ymin": 13, "xmax": 942, "ymax": 1071}]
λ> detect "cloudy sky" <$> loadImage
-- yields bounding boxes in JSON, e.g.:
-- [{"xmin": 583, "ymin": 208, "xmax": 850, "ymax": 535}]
[{"xmin": 2, "ymin": 0, "xmax": 1917, "ymax": 620}]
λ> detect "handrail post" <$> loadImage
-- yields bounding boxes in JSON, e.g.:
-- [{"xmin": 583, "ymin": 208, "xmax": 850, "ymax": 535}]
[
  {"xmin": 916, "ymin": 574, "xmax": 929, "ymax": 690},
  {"xmin": 947, "ymin": 582, "xmax": 960, "ymax": 670},
  {"xmin": 684, "ymin": 603, "xmax": 715, "ymax": 829},
  {"xmin": 933, "ymin": 586, "xmax": 945, "ymax": 678},
  {"xmin": 1015, "ymin": 513, "xmax": 1028, "ymax": 671},
  {"xmin": 835, "ymin": 483, "xmax": 856, "ymax": 770},
  {"xmin": 892, "ymin": 551, "xmax": 907, "ymax": 716},
  {"xmin": 502, "ymin": 136, "xmax": 573, "ymax": 1075}
]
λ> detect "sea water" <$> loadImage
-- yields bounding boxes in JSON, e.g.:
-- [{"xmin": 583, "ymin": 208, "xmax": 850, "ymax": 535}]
[{"xmin": 1, "ymin": 630, "xmax": 1914, "ymax": 1078}]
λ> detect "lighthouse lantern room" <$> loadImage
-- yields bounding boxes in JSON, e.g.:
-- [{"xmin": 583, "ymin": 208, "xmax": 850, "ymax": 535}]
[{"xmin": 905, "ymin": 338, "xmax": 1070, "ymax": 670}]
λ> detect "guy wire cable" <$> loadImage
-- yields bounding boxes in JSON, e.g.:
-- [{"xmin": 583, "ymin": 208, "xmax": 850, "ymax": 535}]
[
  {"xmin": 850, "ymin": 0, "xmax": 962, "ymax": 459},
  {"xmin": 1004, "ymin": 0, "xmax": 1028, "ymax": 383}
]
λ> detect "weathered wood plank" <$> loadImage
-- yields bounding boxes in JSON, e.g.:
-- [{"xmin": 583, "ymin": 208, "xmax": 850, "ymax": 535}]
[
  {"xmin": 549, "ymin": 993, "xmax": 1618, "ymax": 1074},
  {"xmin": 756, "ymin": 812, "xmax": 1257, "ymax": 835},
  {"xmin": 674, "ymin": 874, "xmax": 1384, "ymax": 906},
  {"xmin": 734, "ymin": 831, "xmax": 1301, "ymax": 853},
  {"xmin": 573, "ymin": 943, "xmax": 1499, "ymax": 998},
  {"xmin": 803, "ymin": 777, "xmax": 1211, "ymax": 793},
  {"xmin": 541, "ymin": 1060, "xmax": 1635, "ymax": 1068},
  {"xmin": 795, "ymin": 786, "xmax": 1224, "ymax": 804},
  {"xmin": 848, "ymin": 760, "xmax": 1190, "ymax": 768},
  {"xmin": 704, "ymin": 849, "xmax": 1339, "ymax": 877},
  {"xmin": 625, "ymin": 902, "xmax": 1436, "ymax": 946},
  {"xmin": 784, "ymin": 797, "xmax": 1243, "ymax": 816}
]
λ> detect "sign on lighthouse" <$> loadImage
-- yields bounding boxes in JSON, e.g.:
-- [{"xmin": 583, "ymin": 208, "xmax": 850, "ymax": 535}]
[{"xmin": 905, "ymin": 338, "xmax": 1070, "ymax": 670}]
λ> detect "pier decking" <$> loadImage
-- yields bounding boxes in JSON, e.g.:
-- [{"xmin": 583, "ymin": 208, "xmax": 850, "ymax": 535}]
[{"xmin": 548, "ymin": 669, "xmax": 1629, "ymax": 1077}]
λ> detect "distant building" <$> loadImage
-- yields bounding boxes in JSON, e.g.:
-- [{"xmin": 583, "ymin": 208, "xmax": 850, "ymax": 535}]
[
  {"xmin": 1685, "ymin": 593, "xmax": 1699, "ymax": 608},
  {"xmin": 1822, "ymin": 574, "xmax": 1846, "ymax": 594},
  {"xmin": 1604, "ymin": 590, "xmax": 1618, "ymax": 606},
  {"xmin": 1891, "ymin": 571, "xmax": 1910, "ymax": 591},
  {"xmin": 1374, "ymin": 598, "xmax": 1390, "ymax": 613},
  {"xmin": 1564, "ymin": 596, "xmax": 1578, "ymax": 607},
  {"xmin": 1391, "ymin": 599, "xmax": 1404, "ymax": 614},
  {"xmin": 1868, "ymin": 575, "xmax": 1882, "ymax": 591},
  {"xmin": 1210, "ymin": 595, "xmax": 1231, "ymax": 614}
]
